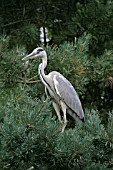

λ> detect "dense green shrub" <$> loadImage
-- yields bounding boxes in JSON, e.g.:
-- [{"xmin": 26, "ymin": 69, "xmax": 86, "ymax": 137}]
[
  {"xmin": 0, "ymin": 86, "xmax": 113, "ymax": 169},
  {"xmin": 0, "ymin": 33, "xmax": 113, "ymax": 169},
  {"xmin": 1, "ymin": 0, "xmax": 113, "ymax": 53},
  {"xmin": 0, "ymin": 33, "xmax": 113, "ymax": 116}
]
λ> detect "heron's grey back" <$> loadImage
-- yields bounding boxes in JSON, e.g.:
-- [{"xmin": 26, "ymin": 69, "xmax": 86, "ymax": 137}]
[{"xmin": 53, "ymin": 73, "xmax": 84, "ymax": 119}]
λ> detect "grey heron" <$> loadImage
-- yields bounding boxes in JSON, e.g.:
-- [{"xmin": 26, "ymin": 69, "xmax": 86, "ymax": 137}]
[{"xmin": 22, "ymin": 47, "xmax": 85, "ymax": 132}]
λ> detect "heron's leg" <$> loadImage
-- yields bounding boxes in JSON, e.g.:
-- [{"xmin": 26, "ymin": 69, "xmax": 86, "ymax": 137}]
[
  {"xmin": 52, "ymin": 102, "xmax": 62, "ymax": 123},
  {"xmin": 45, "ymin": 87, "xmax": 49, "ymax": 97},
  {"xmin": 60, "ymin": 101, "xmax": 67, "ymax": 133}
]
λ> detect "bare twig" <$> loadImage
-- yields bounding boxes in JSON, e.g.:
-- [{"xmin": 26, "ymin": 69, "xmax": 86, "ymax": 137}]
[{"xmin": 0, "ymin": 79, "xmax": 41, "ymax": 84}]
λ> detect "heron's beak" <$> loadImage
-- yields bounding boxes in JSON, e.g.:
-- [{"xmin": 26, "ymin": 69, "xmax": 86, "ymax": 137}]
[{"xmin": 22, "ymin": 52, "xmax": 35, "ymax": 61}]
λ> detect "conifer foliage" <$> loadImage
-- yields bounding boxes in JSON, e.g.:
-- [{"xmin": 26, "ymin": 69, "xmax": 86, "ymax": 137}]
[
  {"xmin": 0, "ymin": 33, "xmax": 113, "ymax": 169},
  {"xmin": 0, "ymin": 86, "xmax": 113, "ymax": 170}
]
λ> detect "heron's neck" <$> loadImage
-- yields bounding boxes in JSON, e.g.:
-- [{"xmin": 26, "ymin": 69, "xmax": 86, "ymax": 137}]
[
  {"xmin": 42, "ymin": 55, "xmax": 47, "ymax": 73},
  {"xmin": 38, "ymin": 55, "xmax": 47, "ymax": 79}
]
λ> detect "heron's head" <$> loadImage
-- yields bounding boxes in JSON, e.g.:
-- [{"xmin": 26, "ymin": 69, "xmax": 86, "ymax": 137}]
[{"xmin": 22, "ymin": 47, "xmax": 46, "ymax": 61}]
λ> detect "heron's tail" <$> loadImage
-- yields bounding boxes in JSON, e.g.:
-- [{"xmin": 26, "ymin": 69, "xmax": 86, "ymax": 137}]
[{"xmin": 81, "ymin": 117, "xmax": 85, "ymax": 123}]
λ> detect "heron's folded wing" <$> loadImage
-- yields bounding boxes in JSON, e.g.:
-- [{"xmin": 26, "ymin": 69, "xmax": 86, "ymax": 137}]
[{"xmin": 53, "ymin": 74, "xmax": 84, "ymax": 118}]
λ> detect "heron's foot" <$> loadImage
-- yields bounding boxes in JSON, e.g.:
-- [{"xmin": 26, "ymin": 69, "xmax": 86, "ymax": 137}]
[
  {"xmin": 43, "ymin": 100, "xmax": 46, "ymax": 104},
  {"xmin": 61, "ymin": 122, "xmax": 67, "ymax": 133},
  {"xmin": 61, "ymin": 127, "xmax": 65, "ymax": 133}
]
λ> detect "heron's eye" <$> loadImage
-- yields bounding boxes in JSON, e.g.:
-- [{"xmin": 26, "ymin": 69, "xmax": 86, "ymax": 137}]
[{"xmin": 37, "ymin": 48, "xmax": 43, "ymax": 53}]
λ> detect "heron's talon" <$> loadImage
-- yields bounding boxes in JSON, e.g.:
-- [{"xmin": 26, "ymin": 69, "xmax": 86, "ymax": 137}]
[{"xmin": 43, "ymin": 100, "xmax": 46, "ymax": 104}]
